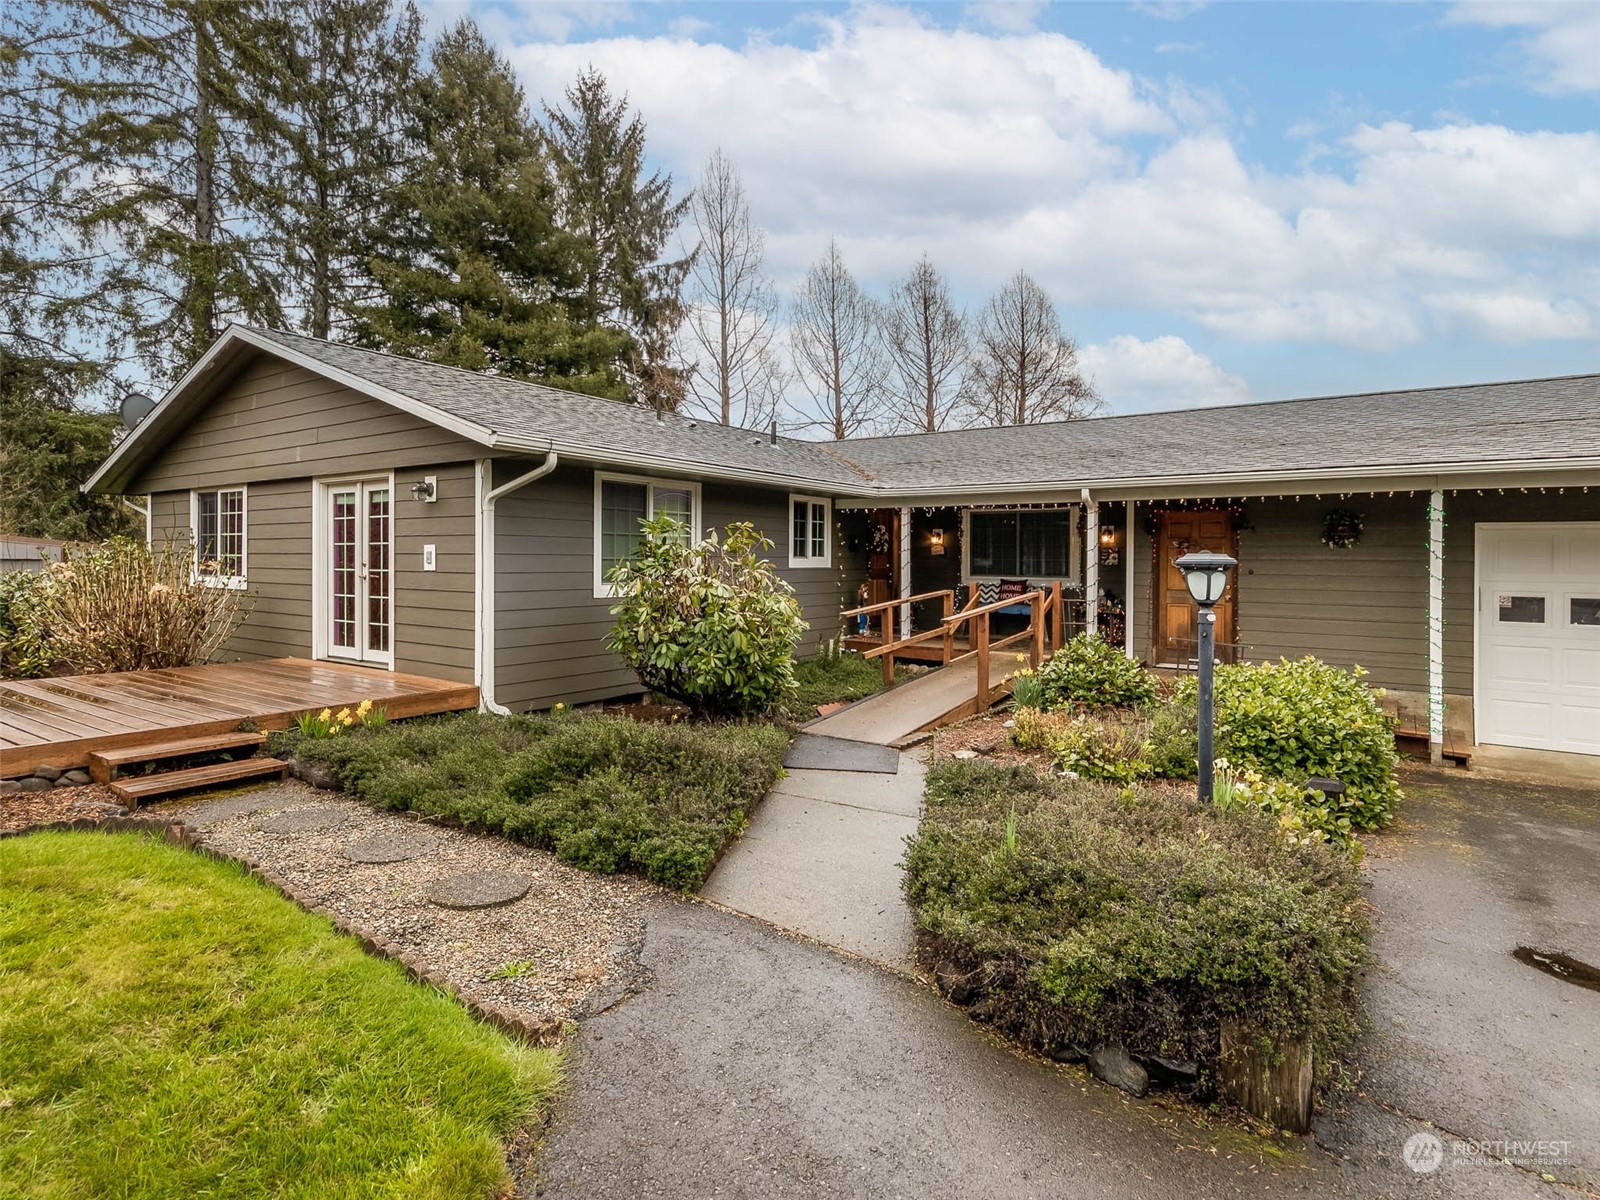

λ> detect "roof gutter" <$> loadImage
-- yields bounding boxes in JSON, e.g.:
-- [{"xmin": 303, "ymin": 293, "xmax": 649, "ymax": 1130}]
[{"xmin": 476, "ymin": 449, "xmax": 558, "ymax": 715}]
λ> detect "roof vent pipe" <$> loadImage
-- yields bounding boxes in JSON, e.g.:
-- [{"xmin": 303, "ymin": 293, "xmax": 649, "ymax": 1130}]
[{"xmin": 770, "ymin": 419, "xmax": 778, "ymax": 446}]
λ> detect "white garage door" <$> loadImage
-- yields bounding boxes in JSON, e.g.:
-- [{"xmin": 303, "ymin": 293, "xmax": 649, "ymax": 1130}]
[{"xmin": 1477, "ymin": 522, "xmax": 1600, "ymax": 756}]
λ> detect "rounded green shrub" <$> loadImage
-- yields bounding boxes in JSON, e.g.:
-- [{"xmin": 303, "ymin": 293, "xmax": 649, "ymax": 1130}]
[
  {"xmin": 904, "ymin": 760, "xmax": 1370, "ymax": 1085},
  {"xmin": 1192, "ymin": 656, "xmax": 1401, "ymax": 832},
  {"xmin": 1036, "ymin": 633, "xmax": 1158, "ymax": 710},
  {"xmin": 607, "ymin": 517, "xmax": 808, "ymax": 718}
]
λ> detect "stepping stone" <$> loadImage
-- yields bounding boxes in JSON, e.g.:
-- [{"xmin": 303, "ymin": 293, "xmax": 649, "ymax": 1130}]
[
  {"xmin": 782, "ymin": 734, "xmax": 900, "ymax": 774},
  {"xmin": 255, "ymin": 806, "xmax": 349, "ymax": 834},
  {"xmin": 341, "ymin": 830, "xmax": 437, "ymax": 864},
  {"xmin": 428, "ymin": 870, "xmax": 531, "ymax": 910}
]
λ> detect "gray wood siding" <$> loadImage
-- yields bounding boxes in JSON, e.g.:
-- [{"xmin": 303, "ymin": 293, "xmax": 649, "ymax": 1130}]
[
  {"xmin": 131, "ymin": 353, "xmax": 483, "ymax": 494},
  {"xmin": 146, "ymin": 466, "xmax": 476, "ymax": 682},
  {"xmin": 493, "ymin": 462, "xmax": 864, "ymax": 711}
]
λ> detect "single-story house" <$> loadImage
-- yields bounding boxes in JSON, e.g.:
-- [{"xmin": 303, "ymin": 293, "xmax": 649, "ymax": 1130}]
[{"xmin": 85, "ymin": 324, "xmax": 1600, "ymax": 759}]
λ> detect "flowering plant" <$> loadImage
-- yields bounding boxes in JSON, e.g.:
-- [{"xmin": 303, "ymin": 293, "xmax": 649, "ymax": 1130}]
[{"xmin": 293, "ymin": 697, "xmax": 386, "ymax": 738}]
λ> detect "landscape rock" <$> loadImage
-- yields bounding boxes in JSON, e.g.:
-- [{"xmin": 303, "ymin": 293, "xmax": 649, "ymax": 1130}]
[
  {"xmin": 1050, "ymin": 1043, "xmax": 1089, "ymax": 1064},
  {"xmin": 290, "ymin": 760, "xmax": 341, "ymax": 791},
  {"xmin": 1088, "ymin": 1044, "xmax": 1149, "ymax": 1098},
  {"xmin": 1139, "ymin": 1055, "xmax": 1200, "ymax": 1089},
  {"xmin": 19, "ymin": 777, "xmax": 54, "ymax": 793},
  {"xmin": 0, "ymin": 780, "xmax": 20, "ymax": 795},
  {"xmin": 61, "ymin": 769, "xmax": 92, "ymax": 786},
  {"xmin": 32, "ymin": 766, "xmax": 62, "ymax": 782},
  {"xmin": 934, "ymin": 962, "xmax": 978, "ymax": 1005},
  {"xmin": 966, "ymin": 997, "xmax": 999, "ymax": 1024},
  {"xmin": 952, "ymin": 749, "xmax": 979, "ymax": 761},
  {"xmin": 341, "ymin": 830, "xmax": 438, "ymax": 864}
]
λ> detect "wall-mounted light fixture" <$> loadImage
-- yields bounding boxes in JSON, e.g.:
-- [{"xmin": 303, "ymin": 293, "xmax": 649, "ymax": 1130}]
[
  {"xmin": 410, "ymin": 476, "xmax": 437, "ymax": 503},
  {"xmin": 1099, "ymin": 526, "xmax": 1117, "ymax": 547},
  {"xmin": 929, "ymin": 528, "xmax": 945, "ymax": 556}
]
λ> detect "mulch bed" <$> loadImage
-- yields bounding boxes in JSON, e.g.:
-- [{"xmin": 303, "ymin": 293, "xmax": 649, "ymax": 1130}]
[
  {"xmin": 605, "ymin": 700, "xmax": 690, "ymax": 723},
  {"xmin": 1, "ymin": 784, "xmax": 126, "ymax": 832},
  {"xmin": 930, "ymin": 712, "xmax": 1052, "ymax": 771}
]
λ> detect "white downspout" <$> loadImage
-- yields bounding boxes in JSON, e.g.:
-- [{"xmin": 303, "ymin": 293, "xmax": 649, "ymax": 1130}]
[
  {"xmin": 898, "ymin": 505, "xmax": 912, "ymax": 639},
  {"xmin": 1082, "ymin": 488, "xmax": 1098, "ymax": 638},
  {"xmin": 1427, "ymin": 487, "xmax": 1445, "ymax": 766},
  {"xmin": 123, "ymin": 497, "xmax": 151, "ymax": 547},
  {"xmin": 477, "ymin": 450, "xmax": 558, "ymax": 715}
]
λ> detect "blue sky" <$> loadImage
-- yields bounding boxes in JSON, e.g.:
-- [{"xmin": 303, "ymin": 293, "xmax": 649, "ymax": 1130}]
[{"xmin": 441, "ymin": 0, "xmax": 1598, "ymax": 414}]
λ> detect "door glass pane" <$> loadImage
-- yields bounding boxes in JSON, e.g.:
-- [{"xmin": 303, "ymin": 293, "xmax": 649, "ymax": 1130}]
[
  {"xmin": 652, "ymin": 486, "xmax": 694, "ymax": 543},
  {"xmin": 1571, "ymin": 597, "xmax": 1600, "ymax": 627},
  {"xmin": 331, "ymin": 490, "xmax": 357, "ymax": 651},
  {"xmin": 1497, "ymin": 594, "xmax": 1545, "ymax": 624},
  {"xmin": 366, "ymin": 488, "xmax": 390, "ymax": 654},
  {"xmin": 810, "ymin": 503, "xmax": 826, "ymax": 559},
  {"xmin": 601, "ymin": 481, "xmax": 648, "ymax": 580}
]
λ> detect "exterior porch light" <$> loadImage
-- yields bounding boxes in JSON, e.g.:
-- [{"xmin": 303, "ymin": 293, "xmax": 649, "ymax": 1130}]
[{"xmin": 1175, "ymin": 549, "xmax": 1237, "ymax": 804}]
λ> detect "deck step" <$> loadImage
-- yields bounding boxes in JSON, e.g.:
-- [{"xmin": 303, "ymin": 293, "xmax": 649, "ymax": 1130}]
[
  {"xmin": 109, "ymin": 757, "xmax": 288, "ymax": 805},
  {"xmin": 88, "ymin": 731, "xmax": 268, "ymax": 784}
]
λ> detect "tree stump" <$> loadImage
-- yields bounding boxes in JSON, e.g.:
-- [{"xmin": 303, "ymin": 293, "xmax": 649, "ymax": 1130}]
[{"xmin": 1219, "ymin": 1019, "xmax": 1313, "ymax": 1133}]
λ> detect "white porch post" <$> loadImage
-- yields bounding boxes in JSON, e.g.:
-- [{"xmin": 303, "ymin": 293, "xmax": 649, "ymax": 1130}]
[
  {"xmin": 1428, "ymin": 488, "xmax": 1445, "ymax": 765},
  {"xmin": 899, "ymin": 505, "xmax": 912, "ymax": 640},
  {"xmin": 1082, "ymin": 488, "xmax": 1098, "ymax": 638},
  {"xmin": 1124, "ymin": 502, "xmax": 1136, "ymax": 659}
]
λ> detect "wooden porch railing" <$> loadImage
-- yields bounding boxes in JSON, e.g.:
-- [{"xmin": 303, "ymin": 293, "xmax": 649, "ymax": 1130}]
[
  {"xmin": 839, "ymin": 589, "xmax": 956, "ymax": 680},
  {"xmin": 841, "ymin": 582, "xmax": 1071, "ymax": 707}
]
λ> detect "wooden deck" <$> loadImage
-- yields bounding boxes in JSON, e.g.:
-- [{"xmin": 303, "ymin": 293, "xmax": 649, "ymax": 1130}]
[{"xmin": 0, "ymin": 658, "xmax": 479, "ymax": 777}]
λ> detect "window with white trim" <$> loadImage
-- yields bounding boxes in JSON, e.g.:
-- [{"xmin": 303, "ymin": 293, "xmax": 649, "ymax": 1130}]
[
  {"xmin": 595, "ymin": 473, "xmax": 700, "ymax": 594},
  {"xmin": 789, "ymin": 495, "xmax": 831, "ymax": 567},
  {"xmin": 192, "ymin": 487, "xmax": 246, "ymax": 586}
]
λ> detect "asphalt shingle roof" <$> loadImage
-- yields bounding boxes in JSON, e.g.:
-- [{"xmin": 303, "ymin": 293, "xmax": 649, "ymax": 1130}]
[
  {"xmin": 245, "ymin": 327, "xmax": 871, "ymax": 491},
  {"xmin": 831, "ymin": 375, "xmax": 1600, "ymax": 493}
]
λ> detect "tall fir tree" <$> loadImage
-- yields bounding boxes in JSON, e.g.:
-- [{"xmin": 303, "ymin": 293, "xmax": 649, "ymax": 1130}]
[
  {"xmin": 542, "ymin": 68, "xmax": 691, "ymax": 409},
  {"xmin": 355, "ymin": 21, "xmax": 626, "ymax": 394},
  {"xmin": 252, "ymin": 0, "xmax": 423, "ymax": 339},
  {"xmin": 4, "ymin": 0, "xmax": 286, "ymax": 382}
]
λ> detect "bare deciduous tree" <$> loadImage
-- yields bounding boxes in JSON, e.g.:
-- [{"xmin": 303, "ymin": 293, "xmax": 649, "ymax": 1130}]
[
  {"xmin": 680, "ymin": 149, "xmax": 784, "ymax": 429},
  {"xmin": 789, "ymin": 238, "xmax": 886, "ymax": 439},
  {"xmin": 966, "ymin": 270, "xmax": 1101, "ymax": 425},
  {"xmin": 881, "ymin": 255, "xmax": 969, "ymax": 433}
]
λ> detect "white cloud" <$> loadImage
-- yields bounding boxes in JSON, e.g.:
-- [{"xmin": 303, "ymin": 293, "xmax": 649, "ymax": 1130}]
[
  {"xmin": 1080, "ymin": 335, "xmax": 1251, "ymax": 414},
  {"xmin": 962, "ymin": 1, "xmax": 1049, "ymax": 33},
  {"xmin": 1448, "ymin": 2, "xmax": 1600, "ymax": 95},
  {"xmin": 500, "ymin": 6, "xmax": 1600, "ymax": 354}
]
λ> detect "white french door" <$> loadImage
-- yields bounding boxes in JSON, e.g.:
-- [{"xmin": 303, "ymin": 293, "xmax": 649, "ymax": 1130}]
[{"xmin": 316, "ymin": 477, "xmax": 393, "ymax": 667}]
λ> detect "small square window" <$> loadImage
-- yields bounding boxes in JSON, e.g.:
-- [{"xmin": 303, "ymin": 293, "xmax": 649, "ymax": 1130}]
[
  {"xmin": 1571, "ymin": 597, "xmax": 1600, "ymax": 627},
  {"xmin": 789, "ymin": 495, "xmax": 831, "ymax": 567},
  {"xmin": 1496, "ymin": 594, "xmax": 1545, "ymax": 624}
]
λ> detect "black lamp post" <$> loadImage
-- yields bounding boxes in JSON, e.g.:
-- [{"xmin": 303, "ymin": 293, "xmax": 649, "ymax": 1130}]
[{"xmin": 1175, "ymin": 549, "xmax": 1238, "ymax": 803}]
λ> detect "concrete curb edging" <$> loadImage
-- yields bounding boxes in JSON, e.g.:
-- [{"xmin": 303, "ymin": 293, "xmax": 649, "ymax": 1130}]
[{"xmin": 2, "ymin": 815, "xmax": 567, "ymax": 1048}]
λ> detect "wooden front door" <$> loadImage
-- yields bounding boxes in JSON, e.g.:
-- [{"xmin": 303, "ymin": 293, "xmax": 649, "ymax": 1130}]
[{"xmin": 1154, "ymin": 509, "xmax": 1237, "ymax": 665}]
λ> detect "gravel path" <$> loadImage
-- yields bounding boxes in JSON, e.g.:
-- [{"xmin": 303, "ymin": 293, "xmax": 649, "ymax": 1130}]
[{"xmin": 154, "ymin": 782, "xmax": 655, "ymax": 1027}]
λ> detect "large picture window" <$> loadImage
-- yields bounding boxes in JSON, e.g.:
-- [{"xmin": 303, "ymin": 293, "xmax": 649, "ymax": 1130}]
[
  {"xmin": 789, "ymin": 494, "xmax": 831, "ymax": 567},
  {"xmin": 966, "ymin": 508, "xmax": 1073, "ymax": 580},
  {"xmin": 192, "ymin": 487, "xmax": 246, "ymax": 586},
  {"xmin": 594, "ymin": 472, "xmax": 700, "ymax": 594}
]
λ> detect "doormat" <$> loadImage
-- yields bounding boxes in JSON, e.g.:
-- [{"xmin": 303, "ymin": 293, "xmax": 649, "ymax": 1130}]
[{"xmin": 782, "ymin": 734, "xmax": 900, "ymax": 774}]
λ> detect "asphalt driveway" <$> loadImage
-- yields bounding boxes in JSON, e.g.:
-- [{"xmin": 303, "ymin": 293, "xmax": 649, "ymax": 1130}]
[
  {"xmin": 1317, "ymin": 763, "xmax": 1600, "ymax": 1190},
  {"xmin": 531, "ymin": 760, "xmax": 1598, "ymax": 1198}
]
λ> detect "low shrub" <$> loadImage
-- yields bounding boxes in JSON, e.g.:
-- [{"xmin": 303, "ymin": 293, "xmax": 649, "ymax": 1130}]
[
  {"xmin": 607, "ymin": 517, "xmax": 807, "ymax": 718},
  {"xmin": 3, "ymin": 538, "xmax": 252, "ymax": 675},
  {"xmin": 1143, "ymin": 698, "xmax": 1198, "ymax": 780},
  {"xmin": 1183, "ymin": 656, "xmax": 1401, "ymax": 831},
  {"xmin": 0, "ymin": 570, "xmax": 52, "ymax": 678},
  {"xmin": 904, "ymin": 760, "xmax": 1369, "ymax": 1087},
  {"xmin": 1036, "ymin": 633, "xmax": 1158, "ymax": 710},
  {"xmin": 779, "ymin": 644, "xmax": 891, "ymax": 723},
  {"xmin": 1214, "ymin": 762, "xmax": 1367, "ymax": 856},
  {"xmin": 1009, "ymin": 708, "xmax": 1149, "ymax": 783},
  {"xmin": 272, "ymin": 711, "xmax": 788, "ymax": 891}
]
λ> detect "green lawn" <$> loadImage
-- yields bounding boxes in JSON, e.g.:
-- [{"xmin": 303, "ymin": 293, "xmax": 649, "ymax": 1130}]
[
  {"xmin": 779, "ymin": 650, "xmax": 913, "ymax": 724},
  {"xmin": 0, "ymin": 832, "xmax": 559, "ymax": 1200}
]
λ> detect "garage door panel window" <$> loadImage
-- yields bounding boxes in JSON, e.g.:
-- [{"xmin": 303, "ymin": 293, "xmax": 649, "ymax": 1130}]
[
  {"xmin": 1570, "ymin": 597, "xmax": 1600, "ymax": 627},
  {"xmin": 1495, "ymin": 594, "xmax": 1546, "ymax": 624}
]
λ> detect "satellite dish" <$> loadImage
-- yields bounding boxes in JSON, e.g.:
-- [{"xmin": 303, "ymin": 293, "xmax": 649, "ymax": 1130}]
[{"xmin": 120, "ymin": 392, "xmax": 155, "ymax": 430}]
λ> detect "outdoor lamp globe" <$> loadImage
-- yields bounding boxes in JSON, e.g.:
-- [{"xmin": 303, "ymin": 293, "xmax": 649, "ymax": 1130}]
[{"xmin": 1176, "ymin": 550, "xmax": 1237, "ymax": 607}]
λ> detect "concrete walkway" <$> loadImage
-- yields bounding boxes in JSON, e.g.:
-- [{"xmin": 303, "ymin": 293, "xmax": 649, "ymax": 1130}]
[{"xmin": 701, "ymin": 751, "xmax": 924, "ymax": 969}]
